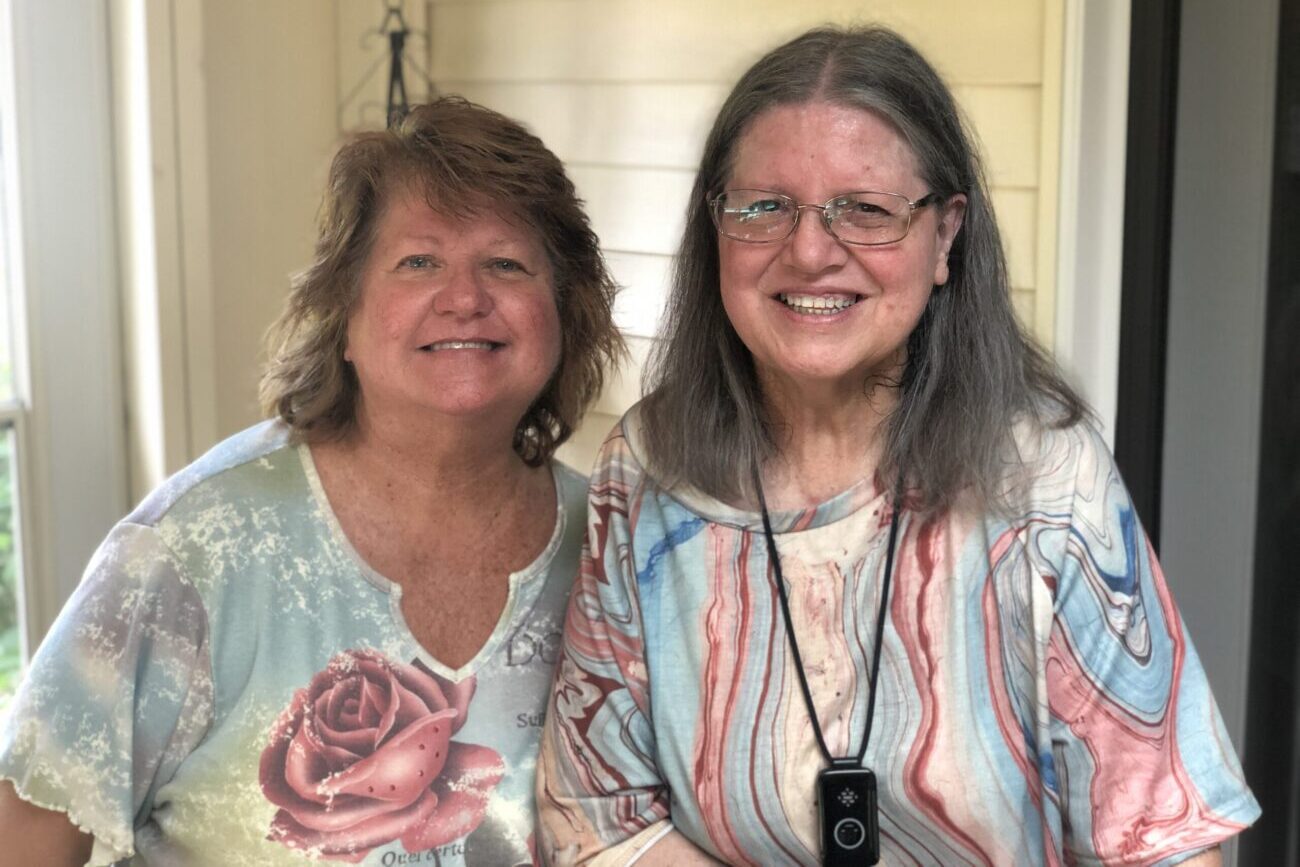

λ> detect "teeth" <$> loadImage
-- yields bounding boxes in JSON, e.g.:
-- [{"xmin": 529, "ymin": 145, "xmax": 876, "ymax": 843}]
[
  {"xmin": 423, "ymin": 340, "xmax": 496, "ymax": 351},
  {"xmin": 778, "ymin": 294, "xmax": 858, "ymax": 315}
]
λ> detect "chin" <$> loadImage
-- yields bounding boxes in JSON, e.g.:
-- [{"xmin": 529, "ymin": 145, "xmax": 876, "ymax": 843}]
[{"xmin": 422, "ymin": 389, "xmax": 537, "ymax": 422}]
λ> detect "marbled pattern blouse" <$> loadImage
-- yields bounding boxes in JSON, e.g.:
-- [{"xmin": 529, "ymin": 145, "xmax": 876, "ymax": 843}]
[{"xmin": 538, "ymin": 407, "xmax": 1258, "ymax": 866}]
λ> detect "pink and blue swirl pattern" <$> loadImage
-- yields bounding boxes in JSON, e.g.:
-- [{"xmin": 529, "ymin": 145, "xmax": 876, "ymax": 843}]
[{"xmin": 538, "ymin": 408, "xmax": 1258, "ymax": 866}]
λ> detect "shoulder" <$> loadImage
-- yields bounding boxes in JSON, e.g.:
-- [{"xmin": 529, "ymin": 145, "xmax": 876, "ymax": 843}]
[
  {"xmin": 43, "ymin": 424, "xmax": 301, "ymax": 633},
  {"xmin": 116, "ymin": 421, "xmax": 317, "ymax": 600},
  {"xmin": 1003, "ymin": 417, "xmax": 1152, "ymax": 608},
  {"xmin": 125, "ymin": 420, "xmax": 301, "ymax": 528},
  {"xmin": 549, "ymin": 459, "xmax": 589, "ymax": 553},
  {"xmin": 610, "ymin": 402, "xmax": 760, "ymax": 527},
  {"xmin": 1005, "ymin": 415, "xmax": 1121, "ymax": 518},
  {"xmin": 579, "ymin": 402, "xmax": 653, "ymax": 496},
  {"xmin": 551, "ymin": 459, "xmax": 588, "ymax": 507},
  {"xmin": 607, "ymin": 401, "xmax": 693, "ymax": 498},
  {"xmin": 604, "ymin": 403, "xmax": 649, "ymax": 475},
  {"xmin": 975, "ymin": 417, "xmax": 1134, "ymax": 594},
  {"xmin": 602, "ymin": 402, "xmax": 685, "ymax": 504}
]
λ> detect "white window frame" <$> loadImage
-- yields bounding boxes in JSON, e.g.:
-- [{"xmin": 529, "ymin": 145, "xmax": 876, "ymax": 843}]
[
  {"xmin": 1054, "ymin": 0, "xmax": 1132, "ymax": 444},
  {"xmin": 2, "ymin": 0, "xmax": 129, "ymax": 657},
  {"xmin": 112, "ymin": 0, "xmax": 218, "ymax": 502}
]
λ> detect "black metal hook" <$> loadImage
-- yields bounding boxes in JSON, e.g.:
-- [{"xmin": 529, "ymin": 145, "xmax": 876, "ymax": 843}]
[
  {"xmin": 379, "ymin": 0, "xmax": 409, "ymax": 36},
  {"xmin": 379, "ymin": 1, "xmax": 412, "ymax": 127},
  {"xmin": 338, "ymin": 0, "xmax": 437, "ymax": 131}
]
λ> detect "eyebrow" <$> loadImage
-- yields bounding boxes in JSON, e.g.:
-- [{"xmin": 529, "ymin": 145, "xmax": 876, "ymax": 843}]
[{"xmin": 389, "ymin": 234, "xmax": 530, "ymax": 249}]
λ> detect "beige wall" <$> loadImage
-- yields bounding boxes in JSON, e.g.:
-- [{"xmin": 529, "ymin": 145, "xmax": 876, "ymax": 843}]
[
  {"xmin": 179, "ymin": 0, "xmax": 1064, "ymax": 475},
  {"xmin": 201, "ymin": 2, "xmax": 340, "ymax": 440}
]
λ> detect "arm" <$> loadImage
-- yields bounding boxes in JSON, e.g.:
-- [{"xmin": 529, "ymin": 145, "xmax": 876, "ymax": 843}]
[
  {"xmin": 1175, "ymin": 847, "xmax": 1221, "ymax": 867},
  {"xmin": 0, "ymin": 523, "xmax": 212, "ymax": 866},
  {"xmin": 537, "ymin": 434, "xmax": 708, "ymax": 864},
  {"xmin": 0, "ymin": 780, "xmax": 93, "ymax": 867},
  {"xmin": 1045, "ymin": 428, "xmax": 1258, "ymax": 862},
  {"xmin": 629, "ymin": 828, "xmax": 724, "ymax": 866}
]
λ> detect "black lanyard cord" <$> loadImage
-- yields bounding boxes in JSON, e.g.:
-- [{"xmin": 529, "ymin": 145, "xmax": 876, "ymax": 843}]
[{"xmin": 752, "ymin": 465, "xmax": 904, "ymax": 768}]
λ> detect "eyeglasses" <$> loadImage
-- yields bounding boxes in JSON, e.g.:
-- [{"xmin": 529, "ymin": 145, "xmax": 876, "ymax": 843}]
[{"xmin": 709, "ymin": 188, "xmax": 942, "ymax": 246}]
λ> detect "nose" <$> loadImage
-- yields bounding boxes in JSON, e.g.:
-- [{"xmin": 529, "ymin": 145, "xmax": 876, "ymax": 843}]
[
  {"xmin": 783, "ymin": 205, "xmax": 848, "ymax": 274},
  {"xmin": 432, "ymin": 267, "xmax": 493, "ymax": 318}
]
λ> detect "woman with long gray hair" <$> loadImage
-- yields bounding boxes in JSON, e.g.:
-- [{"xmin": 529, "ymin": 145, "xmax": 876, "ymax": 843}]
[{"xmin": 537, "ymin": 26, "xmax": 1257, "ymax": 866}]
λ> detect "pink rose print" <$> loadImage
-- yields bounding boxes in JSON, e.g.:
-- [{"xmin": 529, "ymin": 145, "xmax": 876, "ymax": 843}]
[{"xmin": 259, "ymin": 649, "xmax": 504, "ymax": 862}]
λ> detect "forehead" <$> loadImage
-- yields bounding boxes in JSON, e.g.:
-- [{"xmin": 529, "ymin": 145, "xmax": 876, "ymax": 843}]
[
  {"xmin": 727, "ymin": 101, "xmax": 922, "ymax": 195},
  {"xmin": 373, "ymin": 187, "xmax": 543, "ymax": 249}
]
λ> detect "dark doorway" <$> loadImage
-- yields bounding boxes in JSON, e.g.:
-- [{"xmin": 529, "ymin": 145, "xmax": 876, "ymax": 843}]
[
  {"xmin": 1241, "ymin": 0, "xmax": 1300, "ymax": 861},
  {"xmin": 1114, "ymin": 0, "xmax": 1181, "ymax": 548}
]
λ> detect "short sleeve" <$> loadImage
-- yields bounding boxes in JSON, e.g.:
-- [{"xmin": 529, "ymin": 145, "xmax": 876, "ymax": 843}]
[
  {"xmin": 1045, "ymin": 427, "xmax": 1259, "ymax": 865},
  {"xmin": 536, "ymin": 430, "xmax": 673, "ymax": 866},
  {"xmin": 0, "ymin": 522, "xmax": 213, "ymax": 865}
]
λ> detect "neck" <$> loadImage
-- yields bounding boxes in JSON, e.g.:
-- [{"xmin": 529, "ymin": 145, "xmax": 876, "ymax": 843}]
[
  {"xmin": 758, "ymin": 371, "xmax": 899, "ymax": 510},
  {"xmin": 324, "ymin": 399, "xmax": 539, "ymax": 516}
]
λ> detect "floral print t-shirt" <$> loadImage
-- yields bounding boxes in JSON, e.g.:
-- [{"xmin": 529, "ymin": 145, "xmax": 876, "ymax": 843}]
[
  {"xmin": 538, "ymin": 407, "xmax": 1260, "ymax": 866},
  {"xmin": 0, "ymin": 420, "xmax": 584, "ymax": 866}
]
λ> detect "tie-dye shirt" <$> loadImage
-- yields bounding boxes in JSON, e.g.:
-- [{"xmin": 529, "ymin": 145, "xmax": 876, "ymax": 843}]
[
  {"xmin": 0, "ymin": 420, "xmax": 585, "ymax": 866},
  {"xmin": 537, "ymin": 407, "xmax": 1259, "ymax": 866}
]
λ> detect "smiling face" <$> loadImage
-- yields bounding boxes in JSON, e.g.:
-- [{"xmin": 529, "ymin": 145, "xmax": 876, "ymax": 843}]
[
  {"xmin": 718, "ymin": 101, "xmax": 965, "ymax": 405},
  {"xmin": 344, "ymin": 191, "xmax": 561, "ymax": 433}
]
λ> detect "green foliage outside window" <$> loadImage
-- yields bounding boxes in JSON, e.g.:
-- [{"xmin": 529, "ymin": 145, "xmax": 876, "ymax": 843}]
[{"xmin": 0, "ymin": 432, "xmax": 19, "ymax": 714}]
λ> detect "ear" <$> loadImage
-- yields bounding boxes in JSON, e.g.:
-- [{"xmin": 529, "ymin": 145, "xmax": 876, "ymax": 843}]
[{"xmin": 931, "ymin": 193, "xmax": 967, "ymax": 287}]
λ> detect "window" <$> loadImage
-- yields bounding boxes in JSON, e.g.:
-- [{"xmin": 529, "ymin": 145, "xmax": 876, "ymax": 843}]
[
  {"xmin": 0, "ymin": 0, "xmax": 130, "ymax": 714},
  {"xmin": 0, "ymin": 1, "xmax": 26, "ymax": 713},
  {"xmin": 0, "ymin": 432, "xmax": 21, "ymax": 714}
]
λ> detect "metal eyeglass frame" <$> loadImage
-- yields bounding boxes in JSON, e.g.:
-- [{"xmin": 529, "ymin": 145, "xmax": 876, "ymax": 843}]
[{"xmin": 709, "ymin": 189, "xmax": 944, "ymax": 246}]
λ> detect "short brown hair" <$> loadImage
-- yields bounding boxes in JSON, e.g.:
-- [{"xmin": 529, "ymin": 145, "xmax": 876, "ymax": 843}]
[{"xmin": 260, "ymin": 97, "xmax": 623, "ymax": 464}]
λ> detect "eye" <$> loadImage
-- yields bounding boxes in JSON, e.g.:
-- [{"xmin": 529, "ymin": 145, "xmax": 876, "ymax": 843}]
[
  {"xmin": 487, "ymin": 258, "xmax": 531, "ymax": 275},
  {"xmin": 397, "ymin": 254, "xmax": 435, "ymax": 270},
  {"xmin": 747, "ymin": 198, "xmax": 788, "ymax": 218},
  {"xmin": 725, "ymin": 195, "xmax": 790, "ymax": 224},
  {"xmin": 833, "ymin": 198, "xmax": 888, "ymax": 216},
  {"xmin": 832, "ymin": 196, "xmax": 899, "ymax": 232}
]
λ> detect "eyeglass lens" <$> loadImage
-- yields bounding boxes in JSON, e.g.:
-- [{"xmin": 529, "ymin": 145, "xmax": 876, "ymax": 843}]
[{"xmin": 713, "ymin": 190, "xmax": 915, "ymax": 245}]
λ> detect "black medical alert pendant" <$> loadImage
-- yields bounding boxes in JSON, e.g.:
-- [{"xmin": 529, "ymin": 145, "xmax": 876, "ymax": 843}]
[
  {"xmin": 755, "ymin": 467, "xmax": 901, "ymax": 866},
  {"xmin": 818, "ymin": 764, "xmax": 879, "ymax": 865}
]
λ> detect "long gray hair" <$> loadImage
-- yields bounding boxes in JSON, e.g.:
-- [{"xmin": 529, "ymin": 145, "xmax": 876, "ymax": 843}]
[{"xmin": 640, "ymin": 26, "xmax": 1086, "ymax": 510}]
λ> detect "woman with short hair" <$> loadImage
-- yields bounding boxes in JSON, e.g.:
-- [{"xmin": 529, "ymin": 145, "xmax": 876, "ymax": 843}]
[
  {"xmin": 0, "ymin": 96, "xmax": 621, "ymax": 866},
  {"xmin": 537, "ymin": 27, "xmax": 1257, "ymax": 866}
]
